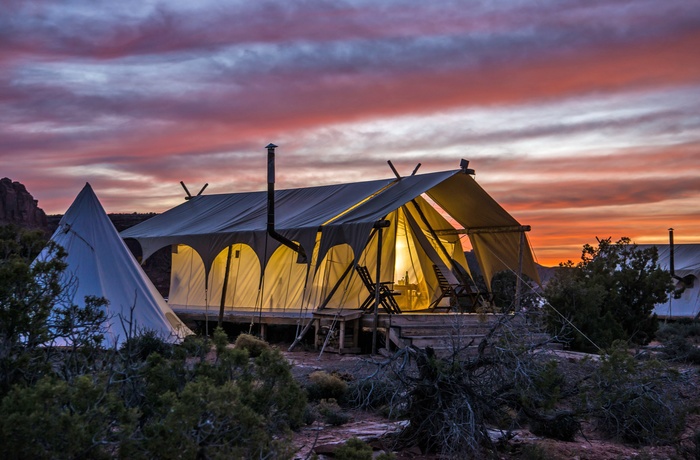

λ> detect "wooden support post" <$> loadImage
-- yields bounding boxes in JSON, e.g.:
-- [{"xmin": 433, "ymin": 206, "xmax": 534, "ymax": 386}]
[
  {"xmin": 218, "ymin": 245, "xmax": 233, "ymax": 328},
  {"xmin": 352, "ymin": 318, "xmax": 360, "ymax": 348},
  {"xmin": 372, "ymin": 223, "xmax": 388, "ymax": 355},
  {"xmin": 314, "ymin": 320, "xmax": 319, "ymax": 350},
  {"xmin": 339, "ymin": 321, "xmax": 346, "ymax": 351}
]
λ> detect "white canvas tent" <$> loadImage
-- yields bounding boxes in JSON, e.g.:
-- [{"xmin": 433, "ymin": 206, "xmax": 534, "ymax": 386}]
[
  {"xmin": 638, "ymin": 244, "xmax": 700, "ymax": 319},
  {"xmin": 37, "ymin": 183, "xmax": 192, "ymax": 347},
  {"xmin": 122, "ymin": 168, "xmax": 539, "ymax": 315}
]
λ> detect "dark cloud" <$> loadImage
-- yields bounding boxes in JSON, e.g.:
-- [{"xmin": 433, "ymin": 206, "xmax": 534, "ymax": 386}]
[{"xmin": 1, "ymin": 0, "xmax": 699, "ymax": 264}]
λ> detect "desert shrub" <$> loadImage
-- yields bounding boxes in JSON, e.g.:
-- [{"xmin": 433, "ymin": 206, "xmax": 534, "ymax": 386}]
[
  {"xmin": 306, "ymin": 370, "xmax": 348, "ymax": 401},
  {"xmin": 519, "ymin": 444, "xmax": 548, "ymax": 460},
  {"xmin": 0, "ymin": 225, "xmax": 107, "ymax": 394},
  {"xmin": 348, "ymin": 377, "xmax": 399, "ymax": 411},
  {"xmin": 334, "ymin": 437, "xmax": 373, "ymax": 460},
  {"xmin": 174, "ymin": 334, "xmax": 210, "ymax": 360},
  {"xmin": 655, "ymin": 321, "xmax": 700, "ymax": 364},
  {"xmin": 123, "ymin": 346, "xmax": 305, "ymax": 458},
  {"xmin": 120, "ymin": 329, "xmax": 173, "ymax": 361},
  {"xmin": 233, "ymin": 332, "xmax": 271, "ymax": 357},
  {"xmin": 528, "ymin": 413, "xmax": 579, "ymax": 441},
  {"xmin": 693, "ymin": 429, "xmax": 700, "ymax": 460},
  {"xmin": 125, "ymin": 377, "xmax": 291, "ymax": 460},
  {"xmin": 317, "ymin": 398, "xmax": 350, "ymax": 426},
  {"xmin": 0, "ymin": 375, "xmax": 133, "ymax": 459},
  {"xmin": 0, "ymin": 225, "xmax": 309, "ymax": 459},
  {"xmin": 544, "ymin": 237, "xmax": 672, "ymax": 352},
  {"xmin": 655, "ymin": 320, "xmax": 700, "ymax": 342},
  {"xmin": 520, "ymin": 360, "xmax": 565, "ymax": 412},
  {"xmin": 247, "ymin": 347, "xmax": 308, "ymax": 430},
  {"xmin": 517, "ymin": 359, "xmax": 580, "ymax": 441},
  {"xmin": 658, "ymin": 335, "xmax": 700, "ymax": 364},
  {"xmin": 585, "ymin": 344, "xmax": 686, "ymax": 445}
]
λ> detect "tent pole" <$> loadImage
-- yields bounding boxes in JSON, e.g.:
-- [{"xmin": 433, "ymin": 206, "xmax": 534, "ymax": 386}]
[
  {"xmin": 288, "ymin": 227, "xmax": 382, "ymax": 352},
  {"xmin": 410, "ymin": 199, "xmax": 472, "ymax": 288},
  {"xmin": 218, "ymin": 245, "xmax": 233, "ymax": 328},
  {"xmin": 370, "ymin": 221, "xmax": 390, "ymax": 354},
  {"xmin": 514, "ymin": 231, "xmax": 525, "ymax": 312},
  {"xmin": 287, "ymin": 260, "xmax": 355, "ymax": 352},
  {"xmin": 317, "ymin": 260, "xmax": 355, "ymax": 310},
  {"xmin": 372, "ymin": 225, "xmax": 384, "ymax": 355}
]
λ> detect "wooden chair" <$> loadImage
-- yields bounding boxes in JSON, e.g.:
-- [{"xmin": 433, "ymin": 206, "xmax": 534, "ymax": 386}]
[
  {"xmin": 429, "ymin": 264, "xmax": 488, "ymax": 312},
  {"xmin": 355, "ymin": 265, "xmax": 401, "ymax": 314}
]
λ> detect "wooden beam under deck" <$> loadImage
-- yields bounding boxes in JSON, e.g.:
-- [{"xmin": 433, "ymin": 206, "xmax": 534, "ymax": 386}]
[{"xmin": 171, "ymin": 306, "xmax": 511, "ymax": 353}]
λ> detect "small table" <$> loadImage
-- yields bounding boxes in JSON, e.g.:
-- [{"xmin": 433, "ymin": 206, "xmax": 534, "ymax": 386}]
[{"xmin": 393, "ymin": 283, "xmax": 418, "ymax": 309}]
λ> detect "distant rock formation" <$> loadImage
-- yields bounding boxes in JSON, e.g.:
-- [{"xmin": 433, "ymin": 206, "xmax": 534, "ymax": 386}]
[{"xmin": 0, "ymin": 178, "xmax": 48, "ymax": 230}]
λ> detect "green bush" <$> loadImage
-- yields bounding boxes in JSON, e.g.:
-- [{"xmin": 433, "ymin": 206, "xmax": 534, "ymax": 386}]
[
  {"xmin": 655, "ymin": 320, "xmax": 700, "ymax": 342},
  {"xmin": 529, "ymin": 413, "xmax": 579, "ymax": 442},
  {"xmin": 306, "ymin": 370, "xmax": 348, "ymax": 401},
  {"xmin": 233, "ymin": 332, "xmax": 271, "ymax": 357},
  {"xmin": 0, "ymin": 224, "xmax": 309, "ymax": 459},
  {"xmin": 334, "ymin": 437, "xmax": 373, "ymax": 460},
  {"xmin": 120, "ymin": 329, "xmax": 173, "ymax": 361},
  {"xmin": 127, "ymin": 377, "xmax": 292, "ymax": 459},
  {"xmin": 0, "ymin": 375, "xmax": 133, "ymax": 459},
  {"xmin": 317, "ymin": 398, "xmax": 350, "ymax": 426},
  {"xmin": 544, "ymin": 237, "xmax": 672, "ymax": 352},
  {"xmin": 693, "ymin": 429, "xmax": 700, "ymax": 460},
  {"xmin": 659, "ymin": 335, "xmax": 700, "ymax": 364},
  {"xmin": 520, "ymin": 444, "xmax": 549, "ymax": 460},
  {"xmin": 585, "ymin": 345, "xmax": 686, "ymax": 445}
]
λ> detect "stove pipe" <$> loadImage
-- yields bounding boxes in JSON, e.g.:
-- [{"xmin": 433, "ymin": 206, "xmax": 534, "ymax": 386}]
[
  {"xmin": 669, "ymin": 228, "xmax": 675, "ymax": 279},
  {"xmin": 266, "ymin": 144, "xmax": 307, "ymax": 263}
]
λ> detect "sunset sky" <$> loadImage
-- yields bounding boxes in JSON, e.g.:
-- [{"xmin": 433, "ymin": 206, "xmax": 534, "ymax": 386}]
[{"xmin": 2, "ymin": 0, "xmax": 699, "ymax": 266}]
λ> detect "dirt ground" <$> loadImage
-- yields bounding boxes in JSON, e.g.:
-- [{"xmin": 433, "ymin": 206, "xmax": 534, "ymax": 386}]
[{"xmin": 281, "ymin": 347, "xmax": 700, "ymax": 460}]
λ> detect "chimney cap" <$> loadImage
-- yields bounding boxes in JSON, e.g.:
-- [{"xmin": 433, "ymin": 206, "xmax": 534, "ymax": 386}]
[{"xmin": 266, "ymin": 143, "xmax": 278, "ymax": 149}]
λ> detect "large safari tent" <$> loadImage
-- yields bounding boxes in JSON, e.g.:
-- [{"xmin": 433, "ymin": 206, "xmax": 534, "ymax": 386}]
[
  {"xmin": 638, "ymin": 244, "xmax": 700, "ymax": 319},
  {"xmin": 122, "ymin": 156, "xmax": 539, "ymax": 341}
]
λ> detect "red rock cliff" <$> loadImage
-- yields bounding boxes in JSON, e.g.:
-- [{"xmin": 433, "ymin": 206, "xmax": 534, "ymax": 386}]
[{"xmin": 0, "ymin": 178, "xmax": 48, "ymax": 229}]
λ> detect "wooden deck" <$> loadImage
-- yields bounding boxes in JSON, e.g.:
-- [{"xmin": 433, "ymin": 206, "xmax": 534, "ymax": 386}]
[{"xmin": 171, "ymin": 306, "xmax": 521, "ymax": 354}]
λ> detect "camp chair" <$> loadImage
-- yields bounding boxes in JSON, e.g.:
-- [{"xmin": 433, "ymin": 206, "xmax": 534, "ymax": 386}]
[
  {"xmin": 429, "ymin": 264, "xmax": 486, "ymax": 312},
  {"xmin": 356, "ymin": 265, "xmax": 401, "ymax": 314}
]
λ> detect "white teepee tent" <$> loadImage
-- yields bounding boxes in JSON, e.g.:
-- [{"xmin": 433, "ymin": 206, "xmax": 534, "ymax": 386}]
[{"xmin": 37, "ymin": 183, "xmax": 192, "ymax": 347}]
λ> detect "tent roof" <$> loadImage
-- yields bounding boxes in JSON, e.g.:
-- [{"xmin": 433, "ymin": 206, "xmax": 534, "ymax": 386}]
[
  {"xmin": 38, "ymin": 183, "xmax": 192, "ymax": 347},
  {"xmin": 121, "ymin": 168, "xmax": 539, "ymax": 284},
  {"xmin": 122, "ymin": 170, "xmax": 457, "ymax": 266}
]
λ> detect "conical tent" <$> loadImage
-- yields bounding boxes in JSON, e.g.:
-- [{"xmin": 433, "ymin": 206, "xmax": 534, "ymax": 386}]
[
  {"xmin": 36, "ymin": 183, "xmax": 192, "ymax": 347},
  {"xmin": 122, "ymin": 168, "xmax": 539, "ymax": 315}
]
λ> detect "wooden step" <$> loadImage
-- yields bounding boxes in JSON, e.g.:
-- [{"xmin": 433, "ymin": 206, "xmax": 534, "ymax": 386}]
[
  {"xmin": 409, "ymin": 336, "xmax": 484, "ymax": 348},
  {"xmin": 397, "ymin": 325, "xmax": 494, "ymax": 336}
]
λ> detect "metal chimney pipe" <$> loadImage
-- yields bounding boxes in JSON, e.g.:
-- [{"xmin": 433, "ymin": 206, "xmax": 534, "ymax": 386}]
[
  {"xmin": 267, "ymin": 143, "xmax": 277, "ymax": 234},
  {"xmin": 669, "ymin": 227, "xmax": 675, "ymax": 279},
  {"xmin": 265, "ymin": 143, "xmax": 307, "ymax": 263}
]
